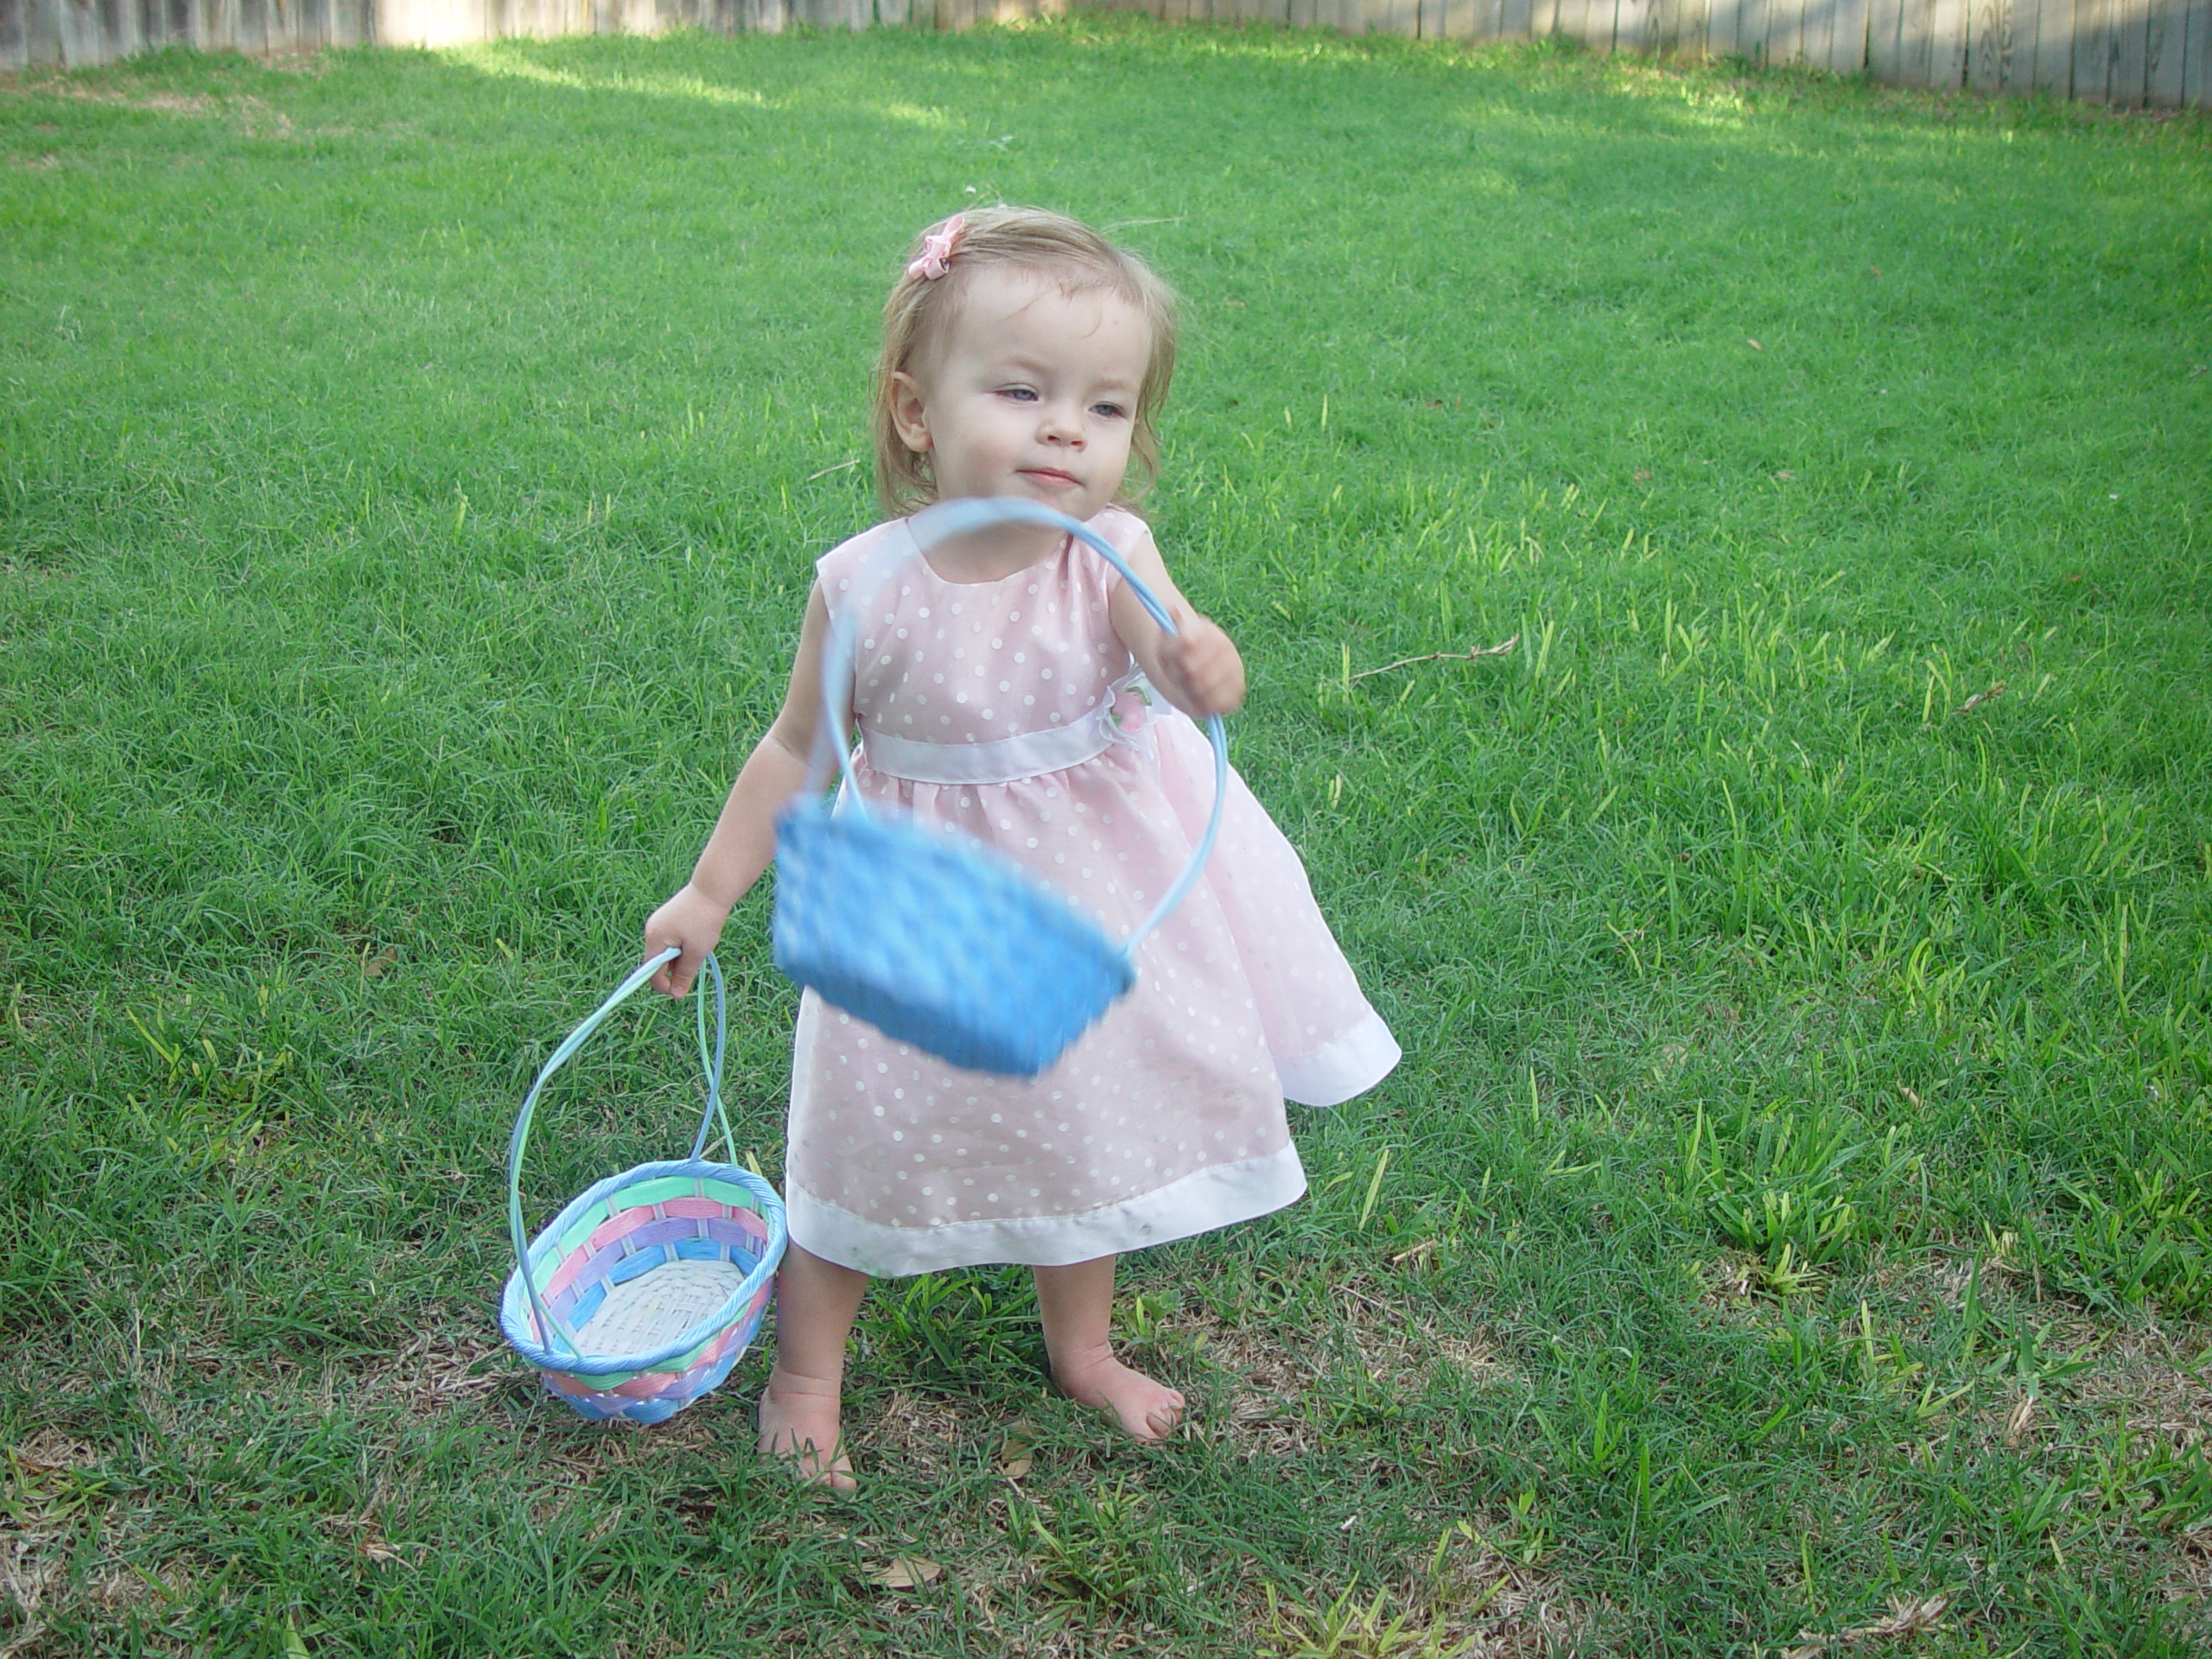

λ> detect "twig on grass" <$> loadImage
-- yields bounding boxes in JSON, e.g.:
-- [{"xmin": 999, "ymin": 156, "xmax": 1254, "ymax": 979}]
[
  {"xmin": 1950, "ymin": 681, "xmax": 2006, "ymax": 718},
  {"xmin": 1349, "ymin": 635, "xmax": 1518, "ymax": 683}
]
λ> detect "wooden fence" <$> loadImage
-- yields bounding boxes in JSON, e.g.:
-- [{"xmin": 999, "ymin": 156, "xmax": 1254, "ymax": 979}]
[{"xmin": 3, "ymin": 0, "xmax": 2204, "ymax": 106}]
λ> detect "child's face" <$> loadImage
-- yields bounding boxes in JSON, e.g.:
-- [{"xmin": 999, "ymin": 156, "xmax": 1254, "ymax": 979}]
[{"xmin": 892, "ymin": 267, "xmax": 1149, "ymax": 523}]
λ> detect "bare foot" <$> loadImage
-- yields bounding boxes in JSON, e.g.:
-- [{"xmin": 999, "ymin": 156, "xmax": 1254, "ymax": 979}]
[
  {"xmin": 757, "ymin": 1366, "xmax": 855, "ymax": 1491},
  {"xmin": 1052, "ymin": 1346, "xmax": 1185, "ymax": 1443}
]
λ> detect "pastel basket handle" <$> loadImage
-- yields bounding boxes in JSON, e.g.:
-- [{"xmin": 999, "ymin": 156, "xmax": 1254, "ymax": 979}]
[
  {"xmin": 811, "ymin": 497, "xmax": 1230, "ymax": 956},
  {"xmin": 505, "ymin": 947, "xmax": 734, "ymax": 1360}
]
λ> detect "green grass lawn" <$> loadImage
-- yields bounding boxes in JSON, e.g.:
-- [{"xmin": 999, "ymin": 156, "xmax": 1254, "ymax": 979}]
[{"xmin": 4, "ymin": 16, "xmax": 2211, "ymax": 1654}]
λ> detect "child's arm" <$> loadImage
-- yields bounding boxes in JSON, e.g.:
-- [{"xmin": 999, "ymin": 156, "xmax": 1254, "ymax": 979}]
[
  {"xmin": 1104, "ymin": 537, "xmax": 1246, "ymax": 721},
  {"xmin": 644, "ymin": 584, "xmax": 836, "ymax": 999}
]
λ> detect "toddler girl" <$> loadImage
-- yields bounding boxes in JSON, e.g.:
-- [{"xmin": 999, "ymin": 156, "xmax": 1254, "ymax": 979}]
[{"xmin": 644, "ymin": 207, "xmax": 1400, "ymax": 1488}]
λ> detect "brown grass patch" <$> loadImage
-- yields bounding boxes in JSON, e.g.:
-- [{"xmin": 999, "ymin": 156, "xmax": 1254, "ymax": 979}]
[{"xmin": 1144, "ymin": 1288, "xmax": 1518, "ymax": 1465}]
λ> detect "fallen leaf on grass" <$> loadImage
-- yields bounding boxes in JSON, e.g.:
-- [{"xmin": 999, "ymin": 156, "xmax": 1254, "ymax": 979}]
[
  {"xmin": 1633, "ymin": 470, "xmax": 1653, "ymax": 483},
  {"xmin": 1772, "ymin": 469, "xmax": 1796, "ymax": 481},
  {"xmin": 1785, "ymin": 1592, "xmax": 1952, "ymax": 1656},
  {"xmin": 1747, "ymin": 338, "xmax": 1763, "ymax": 350},
  {"xmin": 867, "ymin": 1555, "xmax": 944, "ymax": 1591},
  {"xmin": 359, "ymin": 1539, "xmax": 416, "ymax": 1569},
  {"xmin": 2005, "ymin": 1394, "xmax": 2037, "ymax": 1446},
  {"xmin": 363, "ymin": 944, "xmax": 397, "ymax": 978},
  {"xmin": 1001, "ymin": 1421, "xmax": 1036, "ymax": 1480}
]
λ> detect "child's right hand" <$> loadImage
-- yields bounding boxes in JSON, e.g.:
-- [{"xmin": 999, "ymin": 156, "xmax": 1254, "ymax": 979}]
[{"xmin": 644, "ymin": 883, "xmax": 733, "ymax": 999}]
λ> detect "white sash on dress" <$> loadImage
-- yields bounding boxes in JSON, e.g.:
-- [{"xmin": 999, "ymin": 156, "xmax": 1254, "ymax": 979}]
[{"xmin": 860, "ymin": 673, "xmax": 1163, "ymax": 786}]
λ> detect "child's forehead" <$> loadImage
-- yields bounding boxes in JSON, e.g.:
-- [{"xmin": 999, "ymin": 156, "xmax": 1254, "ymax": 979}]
[{"xmin": 938, "ymin": 266, "xmax": 1147, "ymax": 364}]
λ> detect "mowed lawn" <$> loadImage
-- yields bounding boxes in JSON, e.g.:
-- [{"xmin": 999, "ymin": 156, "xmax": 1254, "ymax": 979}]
[{"xmin": 3, "ymin": 17, "xmax": 2210, "ymax": 1654}]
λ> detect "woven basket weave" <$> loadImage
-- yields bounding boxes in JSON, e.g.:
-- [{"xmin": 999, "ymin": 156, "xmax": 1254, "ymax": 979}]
[
  {"xmin": 772, "ymin": 497, "xmax": 1227, "ymax": 1078},
  {"xmin": 499, "ymin": 950, "xmax": 787, "ymax": 1425}
]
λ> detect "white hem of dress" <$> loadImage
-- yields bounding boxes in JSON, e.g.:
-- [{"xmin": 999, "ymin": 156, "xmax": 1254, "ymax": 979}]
[
  {"xmin": 1274, "ymin": 1008, "xmax": 1402, "ymax": 1108},
  {"xmin": 786, "ymin": 1143, "xmax": 1309, "ymax": 1277}
]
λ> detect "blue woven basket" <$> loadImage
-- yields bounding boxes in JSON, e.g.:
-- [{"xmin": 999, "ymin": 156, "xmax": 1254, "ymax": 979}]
[
  {"xmin": 772, "ymin": 498, "xmax": 1228, "ymax": 1078},
  {"xmin": 499, "ymin": 950, "xmax": 788, "ymax": 1424}
]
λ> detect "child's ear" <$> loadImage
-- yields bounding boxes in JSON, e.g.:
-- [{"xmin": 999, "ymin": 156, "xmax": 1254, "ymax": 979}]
[{"xmin": 888, "ymin": 372, "xmax": 933, "ymax": 455}]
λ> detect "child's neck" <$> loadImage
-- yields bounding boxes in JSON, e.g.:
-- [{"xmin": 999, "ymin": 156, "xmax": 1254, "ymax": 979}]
[{"xmin": 918, "ymin": 518, "xmax": 1071, "ymax": 585}]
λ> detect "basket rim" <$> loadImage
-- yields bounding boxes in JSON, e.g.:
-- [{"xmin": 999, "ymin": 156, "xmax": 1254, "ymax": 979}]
[{"xmin": 499, "ymin": 1157, "xmax": 786, "ymax": 1377}]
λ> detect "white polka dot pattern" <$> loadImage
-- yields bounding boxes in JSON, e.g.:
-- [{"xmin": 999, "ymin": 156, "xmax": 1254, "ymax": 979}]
[{"xmin": 785, "ymin": 509, "xmax": 1399, "ymax": 1274}]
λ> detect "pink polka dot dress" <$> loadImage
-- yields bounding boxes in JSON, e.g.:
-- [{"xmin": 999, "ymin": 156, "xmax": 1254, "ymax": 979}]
[{"xmin": 785, "ymin": 507, "xmax": 1401, "ymax": 1277}]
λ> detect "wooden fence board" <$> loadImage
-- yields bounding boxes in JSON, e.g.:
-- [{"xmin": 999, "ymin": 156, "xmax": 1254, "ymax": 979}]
[
  {"xmin": 1618, "ymin": 0, "xmax": 1653, "ymax": 50},
  {"xmin": 1830, "ymin": 0, "xmax": 1869, "ymax": 67},
  {"xmin": 2073, "ymin": 0, "xmax": 2112, "ymax": 97},
  {"xmin": 1929, "ymin": 0, "xmax": 1967, "ymax": 79},
  {"xmin": 2187, "ymin": 0, "xmax": 2212, "ymax": 103},
  {"xmin": 2027, "ymin": 0, "xmax": 2068, "ymax": 86},
  {"xmin": 54, "ymin": 0, "xmax": 92, "ymax": 59},
  {"xmin": 1761, "ymin": 0, "xmax": 1790, "ymax": 55},
  {"xmin": 1387, "ymin": 0, "xmax": 1418, "ymax": 33},
  {"xmin": 1706, "ymin": 0, "xmax": 1739, "ymax": 54},
  {"xmin": 1969, "ymin": 0, "xmax": 2001, "ymax": 85},
  {"xmin": 1897, "ymin": 0, "xmax": 1932, "ymax": 79},
  {"xmin": 1806, "ymin": 0, "xmax": 1838, "ymax": 66},
  {"xmin": 2111, "ymin": 0, "xmax": 2150, "ymax": 98},
  {"xmin": 103, "ymin": 0, "xmax": 137, "ymax": 57},
  {"xmin": 2008, "ymin": 0, "xmax": 2034, "ymax": 83},
  {"xmin": 1865, "ymin": 0, "xmax": 1900, "ymax": 72},
  {"xmin": 1781, "ymin": 0, "xmax": 1808, "ymax": 58},
  {"xmin": 1747, "ymin": 0, "xmax": 1777, "ymax": 53},
  {"xmin": 1770, "ymin": 0, "xmax": 1802, "ymax": 60},
  {"xmin": 1803, "ymin": 0, "xmax": 1835, "ymax": 65},
  {"xmin": 2145, "ymin": 0, "xmax": 2184, "ymax": 96}
]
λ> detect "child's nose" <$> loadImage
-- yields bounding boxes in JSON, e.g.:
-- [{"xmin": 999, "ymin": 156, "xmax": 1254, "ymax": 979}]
[{"xmin": 1037, "ymin": 400, "xmax": 1085, "ymax": 444}]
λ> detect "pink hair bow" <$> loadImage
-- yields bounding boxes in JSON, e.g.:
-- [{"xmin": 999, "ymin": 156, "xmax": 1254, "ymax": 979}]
[{"xmin": 906, "ymin": 215, "xmax": 965, "ymax": 282}]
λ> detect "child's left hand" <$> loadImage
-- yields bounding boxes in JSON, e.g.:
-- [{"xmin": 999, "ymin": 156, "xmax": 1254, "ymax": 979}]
[{"xmin": 1154, "ymin": 613, "xmax": 1246, "ymax": 718}]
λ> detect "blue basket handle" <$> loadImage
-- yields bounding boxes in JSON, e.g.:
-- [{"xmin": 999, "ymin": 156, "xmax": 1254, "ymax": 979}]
[
  {"xmin": 809, "ymin": 498, "xmax": 1230, "ymax": 956},
  {"xmin": 505, "ymin": 947, "xmax": 734, "ymax": 1359}
]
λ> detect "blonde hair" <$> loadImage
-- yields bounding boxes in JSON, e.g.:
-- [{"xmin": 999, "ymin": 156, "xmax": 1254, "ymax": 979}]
[{"xmin": 872, "ymin": 207, "xmax": 1180, "ymax": 518}]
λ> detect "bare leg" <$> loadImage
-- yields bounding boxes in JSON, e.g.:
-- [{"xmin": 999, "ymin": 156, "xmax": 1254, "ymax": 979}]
[
  {"xmin": 760, "ymin": 1243, "xmax": 868, "ymax": 1491},
  {"xmin": 1033, "ymin": 1255, "xmax": 1185, "ymax": 1443}
]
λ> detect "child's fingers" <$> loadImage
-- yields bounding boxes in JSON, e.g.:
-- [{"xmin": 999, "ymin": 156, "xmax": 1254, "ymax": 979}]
[{"xmin": 645, "ymin": 939, "xmax": 696, "ymax": 999}]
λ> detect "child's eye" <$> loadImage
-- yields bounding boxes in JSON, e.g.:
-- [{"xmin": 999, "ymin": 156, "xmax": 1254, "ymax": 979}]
[
  {"xmin": 1091, "ymin": 402, "xmax": 1128, "ymax": 421},
  {"xmin": 997, "ymin": 386, "xmax": 1039, "ymax": 403}
]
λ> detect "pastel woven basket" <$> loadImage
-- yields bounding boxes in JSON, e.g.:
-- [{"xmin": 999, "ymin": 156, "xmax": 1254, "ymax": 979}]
[
  {"xmin": 499, "ymin": 950, "xmax": 786, "ymax": 1425},
  {"xmin": 773, "ymin": 496, "xmax": 1228, "ymax": 1078}
]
